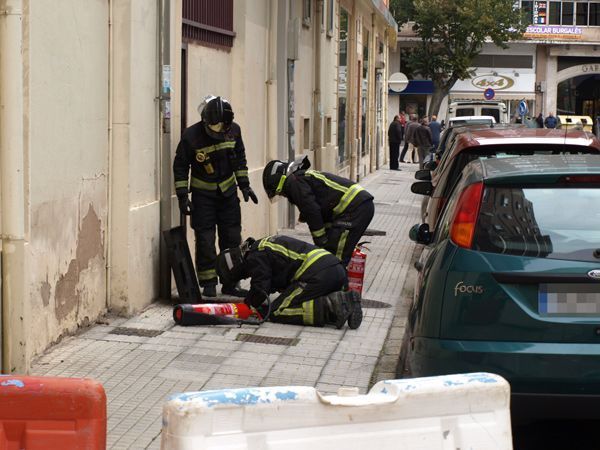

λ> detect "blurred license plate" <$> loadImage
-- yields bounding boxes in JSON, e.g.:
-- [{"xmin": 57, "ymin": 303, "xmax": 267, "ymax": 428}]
[{"xmin": 539, "ymin": 284, "xmax": 600, "ymax": 315}]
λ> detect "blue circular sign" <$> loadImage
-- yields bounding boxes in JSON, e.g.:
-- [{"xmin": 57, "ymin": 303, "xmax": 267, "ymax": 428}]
[
  {"xmin": 518, "ymin": 100, "xmax": 528, "ymax": 116},
  {"xmin": 484, "ymin": 88, "xmax": 495, "ymax": 100}
]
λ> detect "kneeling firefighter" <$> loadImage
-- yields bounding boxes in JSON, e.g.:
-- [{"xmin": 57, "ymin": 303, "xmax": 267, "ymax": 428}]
[
  {"xmin": 262, "ymin": 157, "xmax": 374, "ymax": 266},
  {"xmin": 216, "ymin": 235, "xmax": 363, "ymax": 329}
]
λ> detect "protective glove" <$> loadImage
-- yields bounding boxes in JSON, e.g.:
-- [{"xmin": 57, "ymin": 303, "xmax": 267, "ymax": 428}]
[
  {"xmin": 241, "ymin": 186, "xmax": 258, "ymax": 204},
  {"xmin": 313, "ymin": 234, "xmax": 328, "ymax": 247},
  {"xmin": 177, "ymin": 194, "xmax": 193, "ymax": 215}
]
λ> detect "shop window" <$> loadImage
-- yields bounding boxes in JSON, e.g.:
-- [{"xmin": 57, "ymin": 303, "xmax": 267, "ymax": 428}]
[
  {"xmin": 577, "ymin": 2, "xmax": 589, "ymax": 25},
  {"xmin": 182, "ymin": 0, "xmax": 235, "ymax": 48},
  {"xmin": 562, "ymin": 1, "xmax": 574, "ymax": 25}
]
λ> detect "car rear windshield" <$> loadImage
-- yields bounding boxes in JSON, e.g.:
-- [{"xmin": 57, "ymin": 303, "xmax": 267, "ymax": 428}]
[{"xmin": 474, "ymin": 186, "xmax": 600, "ymax": 262}]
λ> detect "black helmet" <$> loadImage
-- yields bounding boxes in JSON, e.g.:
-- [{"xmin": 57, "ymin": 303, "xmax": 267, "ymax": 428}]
[
  {"xmin": 262, "ymin": 160, "xmax": 288, "ymax": 199},
  {"xmin": 216, "ymin": 238, "xmax": 254, "ymax": 285},
  {"xmin": 200, "ymin": 96, "xmax": 234, "ymax": 140}
]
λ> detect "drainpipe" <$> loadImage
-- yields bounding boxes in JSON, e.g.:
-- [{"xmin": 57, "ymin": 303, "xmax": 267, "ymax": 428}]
[
  {"xmin": 158, "ymin": 0, "xmax": 172, "ymax": 299},
  {"xmin": 106, "ymin": 0, "xmax": 113, "ymax": 311},
  {"xmin": 312, "ymin": 0, "xmax": 322, "ymax": 168},
  {"xmin": 0, "ymin": 0, "xmax": 29, "ymax": 373}
]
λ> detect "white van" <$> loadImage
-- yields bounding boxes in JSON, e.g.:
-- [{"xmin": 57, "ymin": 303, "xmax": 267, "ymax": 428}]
[{"xmin": 447, "ymin": 100, "xmax": 508, "ymax": 124}]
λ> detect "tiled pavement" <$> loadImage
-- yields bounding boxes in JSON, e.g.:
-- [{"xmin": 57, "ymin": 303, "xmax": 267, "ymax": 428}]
[{"xmin": 30, "ymin": 162, "xmax": 423, "ymax": 449}]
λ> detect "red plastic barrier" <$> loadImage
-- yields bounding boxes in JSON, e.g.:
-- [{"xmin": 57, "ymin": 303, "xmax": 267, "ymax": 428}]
[{"xmin": 0, "ymin": 376, "xmax": 106, "ymax": 450}]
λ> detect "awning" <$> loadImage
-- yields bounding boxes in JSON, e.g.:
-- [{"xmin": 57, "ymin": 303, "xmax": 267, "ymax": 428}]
[
  {"xmin": 450, "ymin": 73, "xmax": 536, "ymax": 101},
  {"xmin": 389, "ymin": 80, "xmax": 434, "ymax": 95},
  {"xmin": 449, "ymin": 92, "xmax": 536, "ymax": 101}
]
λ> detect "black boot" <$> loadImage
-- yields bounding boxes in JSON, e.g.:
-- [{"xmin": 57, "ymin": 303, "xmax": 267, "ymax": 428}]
[
  {"xmin": 203, "ymin": 284, "xmax": 217, "ymax": 298},
  {"xmin": 221, "ymin": 283, "xmax": 249, "ymax": 298},
  {"xmin": 346, "ymin": 290, "xmax": 363, "ymax": 329},
  {"xmin": 324, "ymin": 292, "xmax": 352, "ymax": 329}
]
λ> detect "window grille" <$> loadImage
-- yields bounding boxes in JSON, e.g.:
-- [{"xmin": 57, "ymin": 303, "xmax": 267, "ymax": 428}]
[{"xmin": 183, "ymin": 0, "xmax": 235, "ymax": 48}]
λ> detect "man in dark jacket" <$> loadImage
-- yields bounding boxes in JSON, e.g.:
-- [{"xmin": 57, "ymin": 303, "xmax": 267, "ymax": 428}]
[
  {"xmin": 544, "ymin": 112, "xmax": 558, "ymax": 129},
  {"xmin": 216, "ymin": 236, "xmax": 362, "ymax": 329},
  {"xmin": 262, "ymin": 157, "xmax": 374, "ymax": 266},
  {"xmin": 400, "ymin": 114, "xmax": 419, "ymax": 163},
  {"xmin": 173, "ymin": 95, "xmax": 258, "ymax": 298},
  {"xmin": 428, "ymin": 115, "xmax": 442, "ymax": 151},
  {"xmin": 413, "ymin": 118, "xmax": 433, "ymax": 169},
  {"xmin": 387, "ymin": 115, "xmax": 403, "ymax": 171}
]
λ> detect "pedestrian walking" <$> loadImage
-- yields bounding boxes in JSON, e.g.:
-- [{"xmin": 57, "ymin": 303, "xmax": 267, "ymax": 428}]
[
  {"xmin": 536, "ymin": 113, "xmax": 544, "ymax": 128},
  {"xmin": 262, "ymin": 156, "xmax": 374, "ymax": 266},
  {"xmin": 413, "ymin": 118, "xmax": 433, "ymax": 169},
  {"xmin": 387, "ymin": 115, "xmax": 403, "ymax": 171},
  {"xmin": 544, "ymin": 112, "xmax": 558, "ymax": 129},
  {"xmin": 400, "ymin": 114, "xmax": 419, "ymax": 163},
  {"xmin": 216, "ymin": 236, "xmax": 363, "ymax": 329},
  {"xmin": 429, "ymin": 115, "xmax": 442, "ymax": 151},
  {"xmin": 173, "ymin": 95, "xmax": 259, "ymax": 298}
]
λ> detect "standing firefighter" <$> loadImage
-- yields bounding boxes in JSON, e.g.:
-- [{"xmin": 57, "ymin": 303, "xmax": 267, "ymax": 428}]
[
  {"xmin": 262, "ymin": 157, "xmax": 374, "ymax": 265},
  {"xmin": 173, "ymin": 95, "xmax": 258, "ymax": 298},
  {"xmin": 216, "ymin": 236, "xmax": 363, "ymax": 328}
]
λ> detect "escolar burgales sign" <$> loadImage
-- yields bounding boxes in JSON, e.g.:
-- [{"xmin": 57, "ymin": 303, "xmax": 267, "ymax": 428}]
[{"xmin": 524, "ymin": 25, "xmax": 583, "ymax": 40}]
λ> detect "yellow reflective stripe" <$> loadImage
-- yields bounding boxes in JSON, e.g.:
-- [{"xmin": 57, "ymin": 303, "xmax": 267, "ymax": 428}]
[
  {"xmin": 275, "ymin": 175, "xmax": 287, "ymax": 194},
  {"xmin": 336, "ymin": 229, "xmax": 350, "ymax": 260},
  {"xmin": 190, "ymin": 174, "xmax": 236, "ymax": 192},
  {"xmin": 175, "ymin": 180, "xmax": 188, "ymax": 189},
  {"xmin": 303, "ymin": 300, "xmax": 314, "ymax": 325},
  {"xmin": 332, "ymin": 183, "xmax": 364, "ymax": 216},
  {"xmin": 235, "ymin": 170, "xmax": 248, "ymax": 178},
  {"xmin": 311, "ymin": 228, "xmax": 326, "ymax": 238},
  {"xmin": 197, "ymin": 269, "xmax": 217, "ymax": 281},
  {"xmin": 218, "ymin": 174, "xmax": 236, "ymax": 192},
  {"xmin": 258, "ymin": 239, "xmax": 303, "ymax": 261},
  {"xmin": 305, "ymin": 170, "xmax": 347, "ymax": 194},
  {"xmin": 191, "ymin": 177, "xmax": 217, "ymax": 190},
  {"xmin": 274, "ymin": 287, "xmax": 304, "ymax": 316},
  {"xmin": 196, "ymin": 141, "xmax": 235, "ymax": 155},
  {"xmin": 293, "ymin": 248, "xmax": 329, "ymax": 280}
]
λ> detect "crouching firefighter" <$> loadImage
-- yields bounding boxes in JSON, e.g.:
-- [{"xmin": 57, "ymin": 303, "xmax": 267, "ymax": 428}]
[
  {"xmin": 216, "ymin": 235, "xmax": 363, "ymax": 329},
  {"xmin": 262, "ymin": 157, "xmax": 374, "ymax": 266},
  {"xmin": 173, "ymin": 95, "xmax": 258, "ymax": 298}
]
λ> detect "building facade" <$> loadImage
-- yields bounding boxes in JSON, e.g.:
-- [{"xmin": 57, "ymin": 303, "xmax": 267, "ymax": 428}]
[
  {"xmin": 390, "ymin": 1, "xmax": 600, "ymax": 126},
  {"xmin": 0, "ymin": 0, "xmax": 395, "ymax": 373}
]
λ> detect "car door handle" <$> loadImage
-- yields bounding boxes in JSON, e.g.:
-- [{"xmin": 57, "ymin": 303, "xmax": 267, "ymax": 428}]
[{"xmin": 414, "ymin": 261, "xmax": 424, "ymax": 271}]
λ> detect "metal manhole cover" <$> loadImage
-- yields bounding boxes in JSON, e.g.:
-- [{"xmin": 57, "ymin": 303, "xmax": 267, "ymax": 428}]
[
  {"xmin": 236, "ymin": 334, "xmax": 299, "ymax": 346},
  {"xmin": 361, "ymin": 299, "xmax": 391, "ymax": 309},
  {"xmin": 109, "ymin": 327, "xmax": 164, "ymax": 337}
]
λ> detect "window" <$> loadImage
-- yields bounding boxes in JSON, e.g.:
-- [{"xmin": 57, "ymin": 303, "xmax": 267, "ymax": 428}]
[
  {"xmin": 182, "ymin": 0, "xmax": 235, "ymax": 48},
  {"xmin": 303, "ymin": 0, "xmax": 312, "ymax": 27},
  {"xmin": 337, "ymin": 8, "xmax": 349, "ymax": 165},
  {"xmin": 326, "ymin": 0, "xmax": 334, "ymax": 37},
  {"xmin": 472, "ymin": 54, "xmax": 533, "ymax": 69},
  {"xmin": 522, "ymin": 0, "xmax": 600, "ymax": 25},
  {"xmin": 303, "ymin": 118, "xmax": 311, "ymax": 150}
]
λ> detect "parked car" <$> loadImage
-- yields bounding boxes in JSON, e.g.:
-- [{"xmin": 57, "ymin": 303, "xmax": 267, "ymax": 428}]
[
  {"xmin": 447, "ymin": 115, "xmax": 496, "ymax": 127},
  {"xmin": 412, "ymin": 127, "xmax": 600, "ymax": 229},
  {"xmin": 447, "ymin": 100, "xmax": 508, "ymax": 124},
  {"xmin": 401, "ymin": 154, "xmax": 600, "ymax": 419}
]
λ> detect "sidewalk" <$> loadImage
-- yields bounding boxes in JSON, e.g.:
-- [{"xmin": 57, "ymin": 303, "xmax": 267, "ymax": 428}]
[{"xmin": 30, "ymin": 163, "xmax": 422, "ymax": 449}]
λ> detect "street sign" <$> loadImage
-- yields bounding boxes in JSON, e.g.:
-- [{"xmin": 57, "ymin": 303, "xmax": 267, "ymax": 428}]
[
  {"xmin": 518, "ymin": 100, "xmax": 528, "ymax": 116},
  {"xmin": 388, "ymin": 72, "xmax": 409, "ymax": 93},
  {"xmin": 484, "ymin": 88, "xmax": 495, "ymax": 100}
]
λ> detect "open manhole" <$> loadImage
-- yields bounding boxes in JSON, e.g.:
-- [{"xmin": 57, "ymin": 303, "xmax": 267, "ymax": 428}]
[
  {"xmin": 361, "ymin": 299, "xmax": 391, "ymax": 309},
  {"xmin": 236, "ymin": 333, "xmax": 299, "ymax": 346},
  {"xmin": 109, "ymin": 327, "xmax": 164, "ymax": 338}
]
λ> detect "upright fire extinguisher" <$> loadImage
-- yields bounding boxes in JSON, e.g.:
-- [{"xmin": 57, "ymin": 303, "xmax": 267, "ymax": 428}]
[{"xmin": 347, "ymin": 242, "xmax": 369, "ymax": 295}]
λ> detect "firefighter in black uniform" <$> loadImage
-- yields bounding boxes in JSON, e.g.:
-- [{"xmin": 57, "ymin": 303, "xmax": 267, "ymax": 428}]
[
  {"xmin": 173, "ymin": 96, "xmax": 258, "ymax": 298},
  {"xmin": 216, "ymin": 235, "xmax": 363, "ymax": 328},
  {"xmin": 262, "ymin": 157, "xmax": 374, "ymax": 265}
]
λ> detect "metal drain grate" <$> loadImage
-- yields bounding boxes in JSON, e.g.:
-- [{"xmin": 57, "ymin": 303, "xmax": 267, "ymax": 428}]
[
  {"xmin": 361, "ymin": 299, "xmax": 392, "ymax": 309},
  {"xmin": 109, "ymin": 327, "xmax": 164, "ymax": 337},
  {"xmin": 236, "ymin": 333, "xmax": 299, "ymax": 346}
]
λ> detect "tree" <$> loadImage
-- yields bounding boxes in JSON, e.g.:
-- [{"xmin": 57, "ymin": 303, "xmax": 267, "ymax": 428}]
[{"xmin": 390, "ymin": 0, "xmax": 527, "ymax": 116}]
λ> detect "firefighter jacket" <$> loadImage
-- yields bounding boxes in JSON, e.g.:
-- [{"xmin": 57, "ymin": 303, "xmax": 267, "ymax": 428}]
[
  {"xmin": 280, "ymin": 170, "xmax": 374, "ymax": 244},
  {"xmin": 243, "ymin": 235, "xmax": 341, "ymax": 307},
  {"xmin": 173, "ymin": 121, "xmax": 249, "ymax": 198}
]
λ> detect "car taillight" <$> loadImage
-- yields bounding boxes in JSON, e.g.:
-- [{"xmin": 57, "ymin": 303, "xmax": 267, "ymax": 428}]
[{"xmin": 450, "ymin": 182, "xmax": 484, "ymax": 249}]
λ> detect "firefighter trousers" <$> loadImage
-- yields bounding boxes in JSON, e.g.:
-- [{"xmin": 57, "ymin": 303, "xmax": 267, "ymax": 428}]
[
  {"xmin": 191, "ymin": 192, "xmax": 241, "ymax": 287},
  {"xmin": 269, "ymin": 263, "xmax": 347, "ymax": 327},
  {"xmin": 325, "ymin": 199, "xmax": 375, "ymax": 266}
]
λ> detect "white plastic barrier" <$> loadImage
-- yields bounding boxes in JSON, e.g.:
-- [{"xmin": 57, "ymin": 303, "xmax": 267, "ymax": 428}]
[{"xmin": 161, "ymin": 372, "xmax": 512, "ymax": 450}]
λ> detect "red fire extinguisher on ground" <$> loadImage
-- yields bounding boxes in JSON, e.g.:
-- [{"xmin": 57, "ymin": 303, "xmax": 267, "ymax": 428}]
[
  {"xmin": 173, "ymin": 303, "xmax": 263, "ymax": 326},
  {"xmin": 347, "ymin": 242, "xmax": 369, "ymax": 296}
]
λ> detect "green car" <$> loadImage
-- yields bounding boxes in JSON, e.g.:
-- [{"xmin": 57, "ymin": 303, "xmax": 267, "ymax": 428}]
[{"xmin": 401, "ymin": 154, "xmax": 600, "ymax": 418}]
